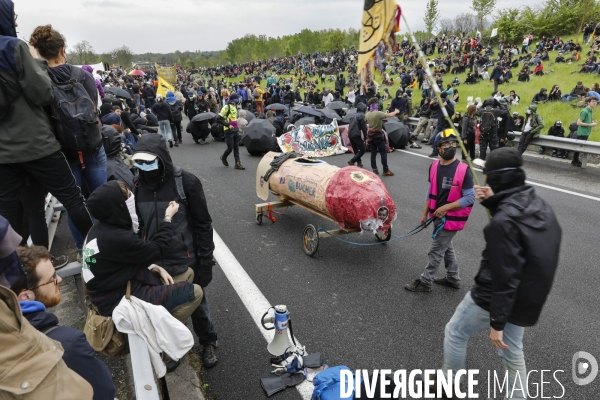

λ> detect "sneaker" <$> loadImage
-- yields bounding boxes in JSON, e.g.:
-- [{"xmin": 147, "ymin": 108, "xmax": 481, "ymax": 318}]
[
  {"xmin": 410, "ymin": 143, "xmax": 422, "ymax": 149},
  {"xmin": 174, "ymin": 140, "xmax": 179, "ymax": 147},
  {"xmin": 383, "ymin": 170, "xmax": 394, "ymax": 176},
  {"xmin": 372, "ymin": 169, "xmax": 379, "ymax": 175},
  {"xmin": 357, "ymin": 163, "xmax": 364, "ymax": 168},
  {"xmin": 347, "ymin": 160, "xmax": 355, "ymax": 166},
  {"xmin": 76, "ymin": 249, "xmax": 83, "ymax": 264},
  {"xmin": 421, "ymin": 139, "xmax": 429, "ymax": 143},
  {"xmin": 551, "ymin": 151, "xmax": 557, "ymax": 157},
  {"xmin": 404, "ymin": 279, "xmax": 432, "ymax": 292},
  {"xmin": 433, "ymin": 277, "xmax": 461, "ymax": 289},
  {"xmin": 572, "ymin": 162, "xmax": 582, "ymax": 168},
  {"xmin": 428, "ymin": 151, "xmax": 438, "ymax": 158},
  {"xmin": 169, "ymin": 140, "xmax": 173, "ymax": 148},
  {"xmin": 51, "ymin": 255, "xmax": 68, "ymax": 270},
  {"xmin": 220, "ymin": 155, "xmax": 229, "ymax": 167},
  {"xmin": 201, "ymin": 342, "xmax": 219, "ymax": 369},
  {"xmin": 538, "ymin": 148, "xmax": 544, "ymax": 154}
]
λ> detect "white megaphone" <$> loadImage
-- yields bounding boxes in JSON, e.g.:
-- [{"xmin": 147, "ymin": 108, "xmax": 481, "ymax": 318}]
[{"xmin": 261, "ymin": 305, "xmax": 295, "ymax": 356}]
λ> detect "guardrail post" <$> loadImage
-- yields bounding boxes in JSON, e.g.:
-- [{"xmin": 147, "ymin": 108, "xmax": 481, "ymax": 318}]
[{"xmin": 582, "ymin": 153, "xmax": 588, "ymax": 168}]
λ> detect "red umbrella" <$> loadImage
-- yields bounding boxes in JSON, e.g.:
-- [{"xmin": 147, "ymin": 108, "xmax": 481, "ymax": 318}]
[{"xmin": 130, "ymin": 69, "xmax": 145, "ymax": 76}]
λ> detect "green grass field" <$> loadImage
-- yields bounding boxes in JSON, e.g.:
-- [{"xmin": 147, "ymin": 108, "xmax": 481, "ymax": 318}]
[{"xmin": 227, "ymin": 34, "xmax": 600, "ymax": 142}]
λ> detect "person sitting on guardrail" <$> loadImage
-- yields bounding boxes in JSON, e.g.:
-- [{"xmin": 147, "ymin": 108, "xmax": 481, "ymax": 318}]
[
  {"xmin": 517, "ymin": 104, "xmax": 545, "ymax": 155},
  {"xmin": 538, "ymin": 121, "xmax": 565, "ymax": 156},
  {"xmin": 11, "ymin": 245, "xmax": 115, "ymax": 400}
]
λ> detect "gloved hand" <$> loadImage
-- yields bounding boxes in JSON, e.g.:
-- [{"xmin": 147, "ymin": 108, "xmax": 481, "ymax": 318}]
[{"xmin": 195, "ymin": 259, "xmax": 215, "ymax": 287}]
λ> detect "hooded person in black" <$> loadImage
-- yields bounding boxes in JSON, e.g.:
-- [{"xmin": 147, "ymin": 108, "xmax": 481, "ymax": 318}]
[
  {"xmin": 476, "ymin": 97, "xmax": 509, "ymax": 160},
  {"xmin": 442, "ymin": 148, "xmax": 561, "ymax": 395},
  {"xmin": 102, "ymin": 126, "xmax": 134, "ymax": 189},
  {"xmin": 131, "ymin": 134, "xmax": 219, "ymax": 368}
]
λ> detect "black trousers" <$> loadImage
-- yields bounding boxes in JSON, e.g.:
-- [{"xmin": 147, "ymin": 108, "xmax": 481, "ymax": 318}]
[
  {"xmin": 17, "ymin": 176, "xmax": 49, "ymax": 248},
  {"xmin": 518, "ymin": 131, "xmax": 534, "ymax": 155},
  {"xmin": 222, "ymin": 130, "xmax": 240, "ymax": 162},
  {"xmin": 171, "ymin": 121, "xmax": 182, "ymax": 141},
  {"xmin": 462, "ymin": 134, "xmax": 476, "ymax": 160},
  {"xmin": 479, "ymin": 132, "xmax": 499, "ymax": 160},
  {"xmin": 349, "ymin": 136, "xmax": 366, "ymax": 165},
  {"xmin": 0, "ymin": 151, "xmax": 93, "ymax": 239}
]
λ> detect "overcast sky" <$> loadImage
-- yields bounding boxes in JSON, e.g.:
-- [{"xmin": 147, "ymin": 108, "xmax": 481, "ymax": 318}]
[{"xmin": 17, "ymin": 0, "xmax": 544, "ymax": 54}]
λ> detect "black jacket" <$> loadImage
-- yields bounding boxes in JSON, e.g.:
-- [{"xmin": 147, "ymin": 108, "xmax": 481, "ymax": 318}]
[
  {"xmin": 142, "ymin": 85, "xmax": 156, "ymax": 100},
  {"xmin": 25, "ymin": 308, "xmax": 115, "ymax": 400},
  {"xmin": 85, "ymin": 180, "xmax": 176, "ymax": 292},
  {"xmin": 430, "ymin": 99, "xmax": 454, "ymax": 129},
  {"xmin": 152, "ymin": 100, "xmax": 173, "ymax": 122},
  {"xmin": 471, "ymin": 186, "xmax": 561, "ymax": 330},
  {"xmin": 133, "ymin": 134, "xmax": 215, "ymax": 286}
]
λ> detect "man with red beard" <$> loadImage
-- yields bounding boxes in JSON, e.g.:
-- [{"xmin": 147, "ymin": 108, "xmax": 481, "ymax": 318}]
[{"xmin": 11, "ymin": 245, "xmax": 115, "ymax": 400}]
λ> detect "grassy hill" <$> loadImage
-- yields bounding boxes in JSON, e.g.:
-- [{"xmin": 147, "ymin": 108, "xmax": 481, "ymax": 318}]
[{"xmin": 225, "ymin": 33, "xmax": 599, "ymax": 142}]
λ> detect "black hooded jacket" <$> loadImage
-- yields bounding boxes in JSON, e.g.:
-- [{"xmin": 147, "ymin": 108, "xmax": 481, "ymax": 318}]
[
  {"xmin": 102, "ymin": 126, "xmax": 134, "ymax": 189},
  {"xmin": 133, "ymin": 134, "xmax": 215, "ymax": 285},
  {"xmin": 24, "ymin": 308, "xmax": 115, "ymax": 400},
  {"xmin": 85, "ymin": 180, "xmax": 176, "ymax": 292},
  {"xmin": 471, "ymin": 186, "xmax": 562, "ymax": 330}
]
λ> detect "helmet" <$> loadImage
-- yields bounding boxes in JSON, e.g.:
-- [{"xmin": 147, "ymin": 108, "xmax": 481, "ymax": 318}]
[{"xmin": 435, "ymin": 128, "xmax": 459, "ymax": 147}]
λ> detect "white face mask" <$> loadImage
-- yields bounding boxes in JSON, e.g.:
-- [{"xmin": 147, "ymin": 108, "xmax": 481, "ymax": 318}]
[{"xmin": 125, "ymin": 192, "xmax": 139, "ymax": 234}]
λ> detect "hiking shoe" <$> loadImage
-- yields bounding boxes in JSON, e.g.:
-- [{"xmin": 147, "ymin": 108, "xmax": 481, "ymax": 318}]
[
  {"xmin": 372, "ymin": 169, "xmax": 379, "ymax": 175},
  {"xmin": 235, "ymin": 161, "xmax": 245, "ymax": 170},
  {"xmin": 347, "ymin": 160, "xmax": 355, "ymax": 166},
  {"xmin": 220, "ymin": 155, "xmax": 229, "ymax": 167},
  {"xmin": 383, "ymin": 170, "xmax": 394, "ymax": 176},
  {"xmin": 405, "ymin": 279, "xmax": 432, "ymax": 292},
  {"xmin": 410, "ymin": 142, "xmax": 422, "ymax": 149},
  {"xmin": 51, "ymin": 255, "xmax": 68, "ymax": 270},
  {"xmin": 201, "ymin": 342, "xmax": 219, "ymax": 369},
  {"xmin": 165, "ymin": 359, "xmax": 181, "ymax": 373},
  {"xmin": 433, "ymin": 277, "xmax": 461, "ymax": 289},
  {"xmin": 357, "ymin": 163, "xmax": 364, "ymax": 168},
  {"xmin": 76, "ymin": 249, "xmax": 83, "ymax": 264},
  {"xmin": 169, "ymin": 140, "xmax": 173, "ymax": 148}
]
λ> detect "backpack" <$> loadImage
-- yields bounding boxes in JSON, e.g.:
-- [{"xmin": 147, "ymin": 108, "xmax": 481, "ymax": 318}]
[
  {"xmin": 253, "ymin": 88, "xmax": 260, "ymax": 99},
  {"xmin": 348, "ymin": 115, "xmax": 362, "ymax": 138},
  {"xmin": 51, "ymin": 67, "xmax": 103, "ymax": 167},
  {"xmin": 479, "ymin": 109, "xmax": 496, "ymax": 134},
  {"xmin": 168, "ymin": 101, "xmax": 182, "ymax": 121}
]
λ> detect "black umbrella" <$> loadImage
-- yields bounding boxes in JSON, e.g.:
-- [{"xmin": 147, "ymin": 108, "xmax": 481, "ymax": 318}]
[
  {"xmin": 191, "ymin": 112, "xmax": 216, "ymax": 122},
  {"xmin": 295, "ymin": 116, "xmax": 316, "ymax": 126},
  {"xmin": 295, "ymin": 106, "xmax": 321, "ymax": 118},
  {"xmin": 318, "ymin": 108, "xmax": 342, "ymax": 120},
  {"xmin": 242, "ymin": 119, "xmax": 277, "ymax": 155},
  {"xmin": 383, "ymin": 118, "xmax": 409, "ymax": 149},
  {"xmin": 104, "ymin": 86, "xmax": 132, "ymax": 99},
  {"xmin": 326, "ymin": 101, "xmax": 346, "ymax": 110},
  {"xmin": 243, "ymin": 110, "xmax": 255, "ymax": 122},
  {"xmin": 266, "ymin": 103, "xmax": 286, "ymax": 111},
  {"xmin": 341, "ymin": 109, "xmax": 358, "ymax": 124}
]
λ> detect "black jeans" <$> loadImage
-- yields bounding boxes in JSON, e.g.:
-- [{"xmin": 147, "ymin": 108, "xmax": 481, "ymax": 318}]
[
  {"xmin": 462, "ymin": 134, "xmax": 476, "ymax": 160},
  {"xmin": 171, "ymin": 121, "xmax": 182, "ymax": 141},
  {"xmin": 518, "ymin": 131, "xmax": 534, "ymax": 154},
  {"xmin": 0, "ymin": 151, "xmax": 93, "ymax": 239},
  {"xmin": 370, "ymin": 139, "xmax": 389, "ymax": 172},
  {"xmin": 222, "ymin": 130, "xmax": 240, "ymax": 162},
  {"xmin": 190, "ymin": 289, "xmax": 217, "ymax": 345},
  {"xmin": 17, "ymin": 175, "xmax": 49, "ymax": 248},
  {"xmin": 572, "ymin": 135, "xmax": 589, "ymax": 163},
  {"xmin": 349, "ymin": 136, "xmax": 366, "ymax": 165}
]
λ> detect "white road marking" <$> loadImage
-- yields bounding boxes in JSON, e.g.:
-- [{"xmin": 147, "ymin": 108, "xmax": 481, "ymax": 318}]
[
  {"xmin": 213, "ymin": 231, "xmax": 313, "ymax": 399},
  {"xmin": 398, "ymin": 150, "xmax": 600, "ymax": 202}
]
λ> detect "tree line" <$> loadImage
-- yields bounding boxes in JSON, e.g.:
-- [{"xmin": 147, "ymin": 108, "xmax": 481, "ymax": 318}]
[{"xmin": 67, "ymin": 0, "xmax": 600, "ymax": 69}]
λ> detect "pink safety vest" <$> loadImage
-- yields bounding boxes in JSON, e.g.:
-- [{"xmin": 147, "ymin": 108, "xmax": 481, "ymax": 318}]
[{"xmin": 428, "ymin": 160, "xmax": 472, "ymax": 231}]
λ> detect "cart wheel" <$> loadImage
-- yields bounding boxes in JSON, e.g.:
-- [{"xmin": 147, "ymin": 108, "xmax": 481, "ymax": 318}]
[
  {"xmin": 302, "ymin": 224, "xmax": 319, "ymax": 256},
  {"xmin": 255, "ymin": 213, "xmax": 263, "ymax": 225},
  {"xmin": 375, "ymin": 228, "xmax": 392, "ymax": 242}
]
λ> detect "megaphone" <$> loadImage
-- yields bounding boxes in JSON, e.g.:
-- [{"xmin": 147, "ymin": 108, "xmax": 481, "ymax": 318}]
[{"xmin": 261, "ymin": 305, "xmax": 295, "ymax": 356}]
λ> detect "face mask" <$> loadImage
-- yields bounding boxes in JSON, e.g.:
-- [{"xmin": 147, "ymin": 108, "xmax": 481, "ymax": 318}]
[
  {"xmin": 135, "ymin": 159, "xmax": 159, "ymax": 171},
  {"xmin": 440, "ymin": 147, "xmax": 456, "ymax": 160},
  {"xmin": 125, "ymin": 192, "xmax": 139, "ymax": 233}
]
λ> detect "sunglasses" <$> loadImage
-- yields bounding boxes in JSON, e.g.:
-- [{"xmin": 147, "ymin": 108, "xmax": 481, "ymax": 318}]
[
  {"xmin": 26, "ymin": 271, "xmax": 59, "ymax": 291},
  {"xmin": 134, "ymin": 159, "xmax": 157, "ymax": 165}
]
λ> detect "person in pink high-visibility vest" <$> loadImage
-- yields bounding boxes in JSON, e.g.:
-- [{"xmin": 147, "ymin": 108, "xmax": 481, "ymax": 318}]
[{"xmin": 405, "ymin": 129, "xmax": 475, "ymax": 293}]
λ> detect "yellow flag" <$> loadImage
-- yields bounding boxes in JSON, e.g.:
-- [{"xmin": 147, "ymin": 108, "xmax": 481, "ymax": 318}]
[
  {"xmin": 155, "ymin": 63, "xmax": 176, "ymax": 97},
  {"xmin": 357, "ymin": 0, "xmax": 400, "ymax": 75}
]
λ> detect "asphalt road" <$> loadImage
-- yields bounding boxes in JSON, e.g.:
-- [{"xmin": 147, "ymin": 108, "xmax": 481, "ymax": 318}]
[{"xmin": 158, "ymin": 126, "xmax": 600, "ymax": 400}]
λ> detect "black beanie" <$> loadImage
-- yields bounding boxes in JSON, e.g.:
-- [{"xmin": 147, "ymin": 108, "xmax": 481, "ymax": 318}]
[{"xmin": 484, "ymin": 148, "xmax": 525, "ymax": 193}]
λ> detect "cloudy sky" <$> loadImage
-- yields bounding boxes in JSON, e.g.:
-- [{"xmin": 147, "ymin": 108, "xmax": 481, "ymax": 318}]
[{"xmin": 16, "ymin": 0, "xmax": 544, "ymax": 54}]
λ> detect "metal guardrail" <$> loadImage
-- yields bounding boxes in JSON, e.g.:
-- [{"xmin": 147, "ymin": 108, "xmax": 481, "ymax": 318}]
[
  {"xmin": 404, "ymin": 117, "xmax": 599, "ymax": 168},
  {"xmin": 45, "ymin": 196, "xmax": 160, "ymax": 400}
]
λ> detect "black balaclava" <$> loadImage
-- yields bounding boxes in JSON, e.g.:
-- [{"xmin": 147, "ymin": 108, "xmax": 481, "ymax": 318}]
[{"xmin": 484, "ymin": 148, "xmax": 526, "ymax": 193}]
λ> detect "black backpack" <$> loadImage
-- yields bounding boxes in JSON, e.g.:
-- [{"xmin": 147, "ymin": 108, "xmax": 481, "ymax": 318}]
[
  {"xmin": 479, "ymin": 109, "xmax": 496, "ymax": 135},
  {"xmin": 51, "ymin": 67, "xmax": 102, "ymax": 167},
  {"xmin": 348, "ymin": 114, "xmax": 363, "ymax": 138}
]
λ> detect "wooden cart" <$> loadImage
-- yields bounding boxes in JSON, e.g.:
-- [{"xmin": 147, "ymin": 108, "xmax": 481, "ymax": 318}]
[{"xmin": 254, "ymin": 199, "xmax": 391, "ymax": 256}]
